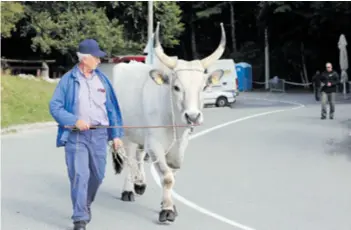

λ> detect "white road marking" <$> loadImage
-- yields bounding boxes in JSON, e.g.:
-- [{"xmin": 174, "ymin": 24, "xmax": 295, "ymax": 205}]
[{"xmin": 150, "ymin": 98, "xmax": 305, "ymax": 230}]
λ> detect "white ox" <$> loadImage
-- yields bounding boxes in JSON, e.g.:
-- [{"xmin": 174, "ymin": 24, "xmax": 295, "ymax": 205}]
[{"xmin": 110, "ymin": 22, "xmax": 226, "ymax": 223}]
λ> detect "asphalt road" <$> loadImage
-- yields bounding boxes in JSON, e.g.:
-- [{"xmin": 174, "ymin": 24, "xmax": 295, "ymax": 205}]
[{"xmin": 2, "ymin": 92, "xmax": 351, "ymax": 230}]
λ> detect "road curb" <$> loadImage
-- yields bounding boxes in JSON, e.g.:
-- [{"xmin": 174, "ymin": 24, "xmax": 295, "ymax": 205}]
[{"xmin": 1, "ymin": 121, "xmax": 57, "ymax": 135}]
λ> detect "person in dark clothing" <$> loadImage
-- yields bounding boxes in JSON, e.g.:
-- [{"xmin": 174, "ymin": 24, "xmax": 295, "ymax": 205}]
[
  {"xmin": 311, "ymin": 70, "xmax": 321, "ymax": 101},
  {"xmin": 319, "ymin": 62, "xmax": 339, "ymax": 119}
]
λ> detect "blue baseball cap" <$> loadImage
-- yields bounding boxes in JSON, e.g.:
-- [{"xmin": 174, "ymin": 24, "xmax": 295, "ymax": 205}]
[{"xmin": 78, "ymin": 39, "xmax": 106, "ymax": 57}]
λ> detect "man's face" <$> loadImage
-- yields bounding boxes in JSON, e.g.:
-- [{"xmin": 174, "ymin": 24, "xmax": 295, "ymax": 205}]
[
  {"xmin": 326, "ymin": 64, "xmax": 332, "ymax": 72},
  {"xmin": 83, "ymin": 55, "xmax": 101, "ymax": 70}
]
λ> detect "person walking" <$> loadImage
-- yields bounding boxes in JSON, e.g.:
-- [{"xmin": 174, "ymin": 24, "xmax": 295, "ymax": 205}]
[
  {"xmin": 311, "ymin": 70, "xmax": 321, "ymax": 101},
  {"xmin": 319, "ymin": 62, "xmax": 339, "ymax": 120},
  {"xmin": 49, "ymin": 39, "xmax": 124, "ymax": 230}
]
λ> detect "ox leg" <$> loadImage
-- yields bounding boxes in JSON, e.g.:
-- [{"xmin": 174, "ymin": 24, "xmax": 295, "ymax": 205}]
[
  {"xmin": 159, "ymin": 163, "xmax": 179, "ymax": 216},
  {"xmin": 121, "ymin": 142, "xmax": 138, "ymax": 202},
  {"xmin": 153, "ymin": 160, "xmax": 177, "ymax": 223},
  {"xmin": 159, "ymin": 149, "xmax": 187, "ymax": 218},
  {"xmin": 134, "ymin": 146, "xmax": 147, "ymax": 195},
  {"xmin": 146, "ymin": 138, "xmax": 177, "ymax": 222},
  {"xmin": 160, "ymin": 166, "xmax": 179, "ymax": 218}
]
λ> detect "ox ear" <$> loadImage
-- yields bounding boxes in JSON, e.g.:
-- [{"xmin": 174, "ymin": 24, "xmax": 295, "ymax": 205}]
[
  {"xmin": 149, "ymin": 69, "xmax": 169, "ymax": 85},
  {"xmin": 207, "ymin": 69, "xmax": 224, "ymax": 85}
]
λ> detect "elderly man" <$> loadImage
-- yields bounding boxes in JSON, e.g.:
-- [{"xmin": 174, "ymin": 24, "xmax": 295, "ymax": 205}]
[
  {"xmin": 49, "ymin": 39, "xmax": 124, "ymax": 230},
  {"xmin": 319, "ymin": 62, "xmax": 339, "ymax": 120}
]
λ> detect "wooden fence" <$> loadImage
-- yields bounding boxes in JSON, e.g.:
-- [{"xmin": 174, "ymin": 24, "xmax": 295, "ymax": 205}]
[{"xmin": 1, "ymin": 58, "xmax": 56, "ymax": 78}]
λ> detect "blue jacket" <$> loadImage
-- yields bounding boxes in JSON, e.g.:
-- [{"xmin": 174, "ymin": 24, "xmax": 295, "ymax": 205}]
[{"xmin": 49, "ymin": 65, "xmax": 124, "ymax": 147}]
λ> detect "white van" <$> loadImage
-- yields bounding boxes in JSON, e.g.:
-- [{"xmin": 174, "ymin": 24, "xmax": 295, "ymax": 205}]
[{"xmin": 203, "ymin": 59, "xmax": 239, "ymax": 107}]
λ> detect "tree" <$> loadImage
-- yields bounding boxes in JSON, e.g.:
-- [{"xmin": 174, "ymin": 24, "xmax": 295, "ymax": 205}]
[
  {"xmin": 178, "ymin": 2, "xmax": 237, "ymax": 59},
  {"xmin": 154, "ymin": 1, "xmax": 184, "ymax": 47},
  {"xmin": 255, "ymin": 1, "xmax": 351, "ymax": 82},
  {"xmin": 103, "ymin": 1, "xmax": 184, "ymax": 48},
  {"xmin": 1, "ymin": 2, "xmax": 25, "ymax": 38},
  {"xmin": 21, "ymin": 2, "xmax": 132, "ymax": 60},
  {"xmin": 256, "ymin": 2, "xmax": 313, "ymax": 84}
]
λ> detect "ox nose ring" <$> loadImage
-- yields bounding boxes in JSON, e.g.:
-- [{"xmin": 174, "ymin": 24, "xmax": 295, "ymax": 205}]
[{"xmin": 185, "ymin": 113, "xmax": 201, "ymax": 124}]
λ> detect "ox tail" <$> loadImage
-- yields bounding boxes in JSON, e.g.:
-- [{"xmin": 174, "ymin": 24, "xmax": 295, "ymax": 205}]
[
  {"xmin": 112, "ymin": 144, "xmax": 149, "ymax": 174},
  {"xmin": 112, "ymin": 148, "xmax": 124, "ymax": 174}
]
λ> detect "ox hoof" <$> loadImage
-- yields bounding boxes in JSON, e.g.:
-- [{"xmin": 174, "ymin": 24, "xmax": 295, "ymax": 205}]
[
  {"xmin": 134, "ymin": 183, "xmax": 147, "ymax": 195},
  {"xmin": 159, "ymin": 209, "xmax": 176, "ymax": 223},
  {"xmin": 144, "ymin": 153, "xmax": 150, "ymax": 162},
  {"xmin": 121, "ymin": 191, "xmax": 135, "ymax": 202},
  {"xmin": 160, "ymin": 202, "xmax": 178, "ymax": 216}
]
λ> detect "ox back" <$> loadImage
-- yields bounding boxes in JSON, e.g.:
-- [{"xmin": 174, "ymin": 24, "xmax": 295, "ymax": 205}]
[{"xmin": 111, "ymin": 62, "xmax": 175, "ymax": 148}]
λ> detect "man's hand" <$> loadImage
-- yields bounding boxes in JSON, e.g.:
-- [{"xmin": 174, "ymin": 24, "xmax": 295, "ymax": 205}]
[
  {"xmin": 327, "ymin": 82, "xmax": 332, "ymax": 87},
  {"xmin": 75, "ymin": 119, "xmax": 90, "ymax": 131},
  {"xmin": 113, "ymin": 138, "xmax": 123, "ymax": 151}
]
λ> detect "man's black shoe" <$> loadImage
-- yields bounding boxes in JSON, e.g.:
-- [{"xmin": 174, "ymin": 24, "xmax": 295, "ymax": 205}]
[
  {"xmin": 321, "ymin": 116, "xmax": 326, "ymax": 120},
  {"xmin": 73, "ymin": 220, "xmax": 86, "ymax": 230}
]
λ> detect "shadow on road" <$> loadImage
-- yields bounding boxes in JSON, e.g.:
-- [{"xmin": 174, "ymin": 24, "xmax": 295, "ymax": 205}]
[
  {"xmin": 2, "ymin": 197, "xmax": 71, "ymax": 230},
  {"xmin": 3, "ymin": 171, "xmax": 162, "ymax": 227},
  {"xmin": 3, "ymin": 170, "xmax": 161, "ymax": 226},
  {"xmin": 96, "ymin": 188, "xmax": 162, "ymax": 222},
  {"xmin": 325, "ymin": 119, "xmax": 351, "ymax": 161}
]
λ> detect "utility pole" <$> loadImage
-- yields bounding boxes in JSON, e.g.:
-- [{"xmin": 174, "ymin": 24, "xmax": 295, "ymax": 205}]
[
  {"xmin": 148, "ymin": 0, "xmax": 154, "ymax": 64},
  {"xmin": 264, "ymin": 27, "xmax": 270, "ymax": 90}
]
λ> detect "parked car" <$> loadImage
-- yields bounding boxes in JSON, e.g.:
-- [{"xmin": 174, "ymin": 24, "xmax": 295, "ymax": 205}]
[{"xmin": 203, "ymin": 86, "xmax": 236, "ymax": 107}]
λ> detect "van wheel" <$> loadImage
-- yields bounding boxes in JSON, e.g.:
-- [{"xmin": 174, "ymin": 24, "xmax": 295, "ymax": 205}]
[{"xmin": 216, "ymin": 97, "xmax": 228, "ymax": 107}]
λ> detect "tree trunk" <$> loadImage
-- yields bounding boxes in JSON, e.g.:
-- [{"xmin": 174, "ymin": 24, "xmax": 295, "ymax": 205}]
[
  {"xmin": 300, "ymin": 42, "xmax": 309, "ymax": 88},
  {"xmin": 190, "ymin": 21, "xmax": 198, "ymax": 59},
  {"xmin": 181, "ymin": 40, "xmax": 188, "ymax": 60},
  {"xmin": 229, "ymin": 2, "xmax": 237, "ymax": 53},
  {"xmin": 300, "ymin": 70, "xmax": 305, "ymax": 85},
  {"xmin": 264, "ymin": 27, "xmax": 270, "ymax": 90},
  {"xmin": 190, "ymin": 4, "xmax": 198, "ymax": 59}
]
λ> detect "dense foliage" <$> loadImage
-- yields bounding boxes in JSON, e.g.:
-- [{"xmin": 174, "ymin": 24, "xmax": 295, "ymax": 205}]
[{"xmin": 1, "ymin": 1, "xmax": 350, "ymax": 82}]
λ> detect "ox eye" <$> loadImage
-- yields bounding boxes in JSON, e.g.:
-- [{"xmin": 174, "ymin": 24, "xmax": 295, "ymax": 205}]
[{"xmin": 173, "ymin": 85, "xmax": 180, "ymax": 92}]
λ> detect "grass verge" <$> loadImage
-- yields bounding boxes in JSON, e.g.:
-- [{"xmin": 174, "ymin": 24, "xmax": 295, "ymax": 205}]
[{"xmin": 1, "ymin": 75, "xmax": 57, "ymax": 128}]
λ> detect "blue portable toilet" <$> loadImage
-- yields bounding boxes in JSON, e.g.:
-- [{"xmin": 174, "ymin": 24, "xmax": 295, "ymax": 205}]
[{"xmin": 235, "ymin": 62, "xmax": 252, "ymax": 91}]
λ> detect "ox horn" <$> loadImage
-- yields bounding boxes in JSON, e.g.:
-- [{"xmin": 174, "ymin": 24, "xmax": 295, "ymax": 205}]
[
  {"xmin": 201, "ymin": 22, "xmax": 226, "ymax": 69},
  {"xmin": 154, "ymin": 21, "xmax": 177, "ymax": 69}
]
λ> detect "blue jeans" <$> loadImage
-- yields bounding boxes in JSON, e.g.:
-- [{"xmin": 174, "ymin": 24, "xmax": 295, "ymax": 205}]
[{"xmin": 64, "ymin": 129, "xmax": 108, "ymax": 222}]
